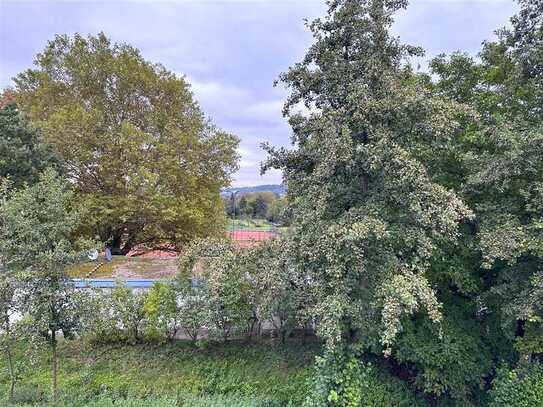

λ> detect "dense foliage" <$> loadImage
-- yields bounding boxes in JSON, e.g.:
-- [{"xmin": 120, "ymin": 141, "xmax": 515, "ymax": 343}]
[
  {"xmin": 0, "ymin": 170, "xmax": 91, "ymax": 402},
  {"xmin": 263, "ymin": 0, "xmax": 543, "ymax": 405},
  {"xmin": 0, "ymin": 341, "xmax": 313, "ymax": 406},
  {"xmin": 225, "ymin": 191, "xmax": 288, "ymax": 224},
  {"xmin": 2, "ymin": 0, "xmax": 543, "ymax": 405},
  {"xmin": 489, "ymin": 363, "xmax": 543, "ymax": 407},
  {"xmin": 0, "ymin": 104, "xmax": 59, "ymax": 188},
  {"xmin": 178, "ymin": 238, "xmax": 301, "ymax": 343},
  {"xmin": 12, "ymin": 33, "xmax": 239, "ymax": 253}
]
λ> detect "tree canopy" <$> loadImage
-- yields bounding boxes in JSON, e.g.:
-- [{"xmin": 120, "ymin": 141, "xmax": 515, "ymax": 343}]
[
  {"xmin": 13, "ymin": 33, "xmax": 239, "ymax": 253},
  {"xmin": 265, "ymin": 0, "xmax": 470, "ymax": 352},
  {"xmin": 426, "ymin": 0, "xmax": 543, "ymax": 376},
  {"xmin": 0, "ymin": 103, "xmax": 59, "ymax": 188},
  {"xmin": 263, "ymin": 0, "xmax": 543, "ymax": 404}
]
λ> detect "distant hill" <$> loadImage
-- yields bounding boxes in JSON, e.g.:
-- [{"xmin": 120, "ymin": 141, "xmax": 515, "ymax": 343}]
[{"xmin": 222, "ymin": 184, "xmax": 286, "ymax": 197}]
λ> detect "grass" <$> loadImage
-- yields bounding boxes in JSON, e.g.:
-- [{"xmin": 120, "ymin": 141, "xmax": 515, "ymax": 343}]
[
  {"xmin": 68, "ymin": 256, "xmax": 177, "ymax": 279},
  {"xmin": 228, "ymin": 219, "xmax": 275, "ymax": 231},
  {"xmin": 68, "ymin": 259, "xmax": 119, "ymax": 278},
  {"xmin": 0, "ymin": 340, "xmax": 317, "ymax": 406},
  {"xmin": 228, "ymin": 219, "xmax": 290, "ymax": 235},
  {"xmin": 59, "ymin": 394, "xmax": 285, "ymax": 406}
]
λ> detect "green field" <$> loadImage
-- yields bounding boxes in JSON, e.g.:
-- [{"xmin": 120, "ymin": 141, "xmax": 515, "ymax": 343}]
[
  {"xmin": 228, "ymin": 218, "xmax": 275, "ymax": 231},
  {"xmin": 68, "ymin": 256, "xmax": 178, "ymax": 279},
  {"xmin": 0, "ymin": 340, "xmax": 316, "ymax": 406},
  {"xmin": 228, "ymin": 219, "xmax": 290, "ymax": 235}
]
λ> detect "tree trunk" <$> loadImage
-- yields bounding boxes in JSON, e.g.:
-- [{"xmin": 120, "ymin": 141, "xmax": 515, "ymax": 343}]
[
  {"xmin": 186, "ymin": 327, "xmax": 198, "ymax": 345},
  {"xmin": 247, "ymin": 314, "xmax": 257, "ymax": 343},
  {"xmin": 256, "ymin": 321, "xmax": 262, "ymax": 340},
  {"xmin": 110, "ymin": 233, "xmax": 124, "ymax": 255},
  {"xmin": 119, "ymin": 233, "xmax": 143, "ymax": 255},
  {"xmin": 223, "ymin": 321, "xmax": 229, "ymax": 343},
  {"xmin": 5, "ymin": 312, "xmax": 15, "ymax": 402},
  {"xmin": 51, "ymin": 331, "xmax": 58, "ymax": 405},
  {"xmin": 6, "ymin": 347, "xmax": 15, "ymax": 402},
  {"xmin": 7, "ymin": 346, "xmax": 15, "ymax": 402},
  {"xmin": 119, "ymin": 241, "xmax": 134, "ymax": 256}
]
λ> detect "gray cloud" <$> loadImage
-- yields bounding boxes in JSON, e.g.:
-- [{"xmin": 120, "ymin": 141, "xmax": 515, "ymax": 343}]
[{"xmin": 0, "ymin": 0, "xmax": 518, "ymax": 186}]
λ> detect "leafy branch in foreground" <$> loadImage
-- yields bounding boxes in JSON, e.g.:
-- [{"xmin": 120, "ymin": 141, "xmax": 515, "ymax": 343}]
[{"xmin": 0, "ymin": 169, "xmax": 92, "ymax": 404}]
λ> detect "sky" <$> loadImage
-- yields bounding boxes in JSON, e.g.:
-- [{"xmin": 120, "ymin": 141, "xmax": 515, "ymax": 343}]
[{"xmin": 0, "ymin": 0, "xmax": 519, "ymax": 187}]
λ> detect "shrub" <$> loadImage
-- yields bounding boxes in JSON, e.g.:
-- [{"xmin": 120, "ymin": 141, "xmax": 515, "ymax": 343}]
[
  {"xmin": 243, "ymin": 239, "xmax": 312, "ymax": 344},
  {"xmin": 178, "ymin": 238, "xmax": 252, "ymax": 342},
  {"xmin": 489, "ymin": 363, "xmax": 543, "ymax": 407},
  {"xmin": 110, "ymin": 282, "xmax": 148, "ymax": 343},
  {"xmin": 304, "ymin": 346, "xmax": 423, "ymax": 407},
  {"xmin": 177, "ymin": 289, "xmax": 209, "ymax": 343},
  {"xmin": 79, "ymin": 282, "xmax": 148, "ymax": 344},
  {"xmin": 79, "ymin": 289, "xmax": 124, "ymax": 344},
  {"xmin": 4, "ymin": 384, "xmax": 46, "ymax": 405},
  {"xmin": 143, "ymin": 282, "xmax": 179, "ymax": 342},
  {"xmin": 393, "ymin": 309, "xmax": 492, "ymax": 404}
]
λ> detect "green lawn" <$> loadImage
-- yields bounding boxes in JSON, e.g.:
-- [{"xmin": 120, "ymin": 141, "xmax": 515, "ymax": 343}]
[
  {"xmin": 0, "ymin": 340, "xmax": 316, "ymax": 406},
  {"xmin": 228, "ymin": 218, "xmax": 275, "ymax": 231},
  {"xmin": 68, "ymin": 256, "xmax": 178, "ymax": 279},
  {"xmin": 228, "ymin": 219, "xmax": 291, "ymax": 235}
]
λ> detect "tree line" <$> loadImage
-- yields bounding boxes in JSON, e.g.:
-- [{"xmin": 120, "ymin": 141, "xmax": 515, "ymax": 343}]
[{"xmin": 224, "ymin": 191, "xmax": 288, "ymax": 224}]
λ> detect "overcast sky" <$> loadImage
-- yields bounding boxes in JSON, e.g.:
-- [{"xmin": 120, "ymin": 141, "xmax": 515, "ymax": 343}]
[{"xmin": 0, "ymin": 0, "xmax": 519, "ymax": 186}]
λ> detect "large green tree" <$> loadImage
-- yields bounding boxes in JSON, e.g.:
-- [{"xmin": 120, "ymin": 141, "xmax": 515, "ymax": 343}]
[
  {"xmin": 428, "ymin": 0, "xmax": 543, "ymax": 382},
  {"xmin": 265, "ymin": 0, "xmax": 470, "ymax": 349},
  {"xmin": 0, "ymin": 103, "xmax": 58, "ymax": 188},
  {"xmin": 264, "ymin": 0, "xmax": 480, "ymax": 404},
  {"xmin": 14, "ymin": 33, "xmax": 239, "ymax": 253}
]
